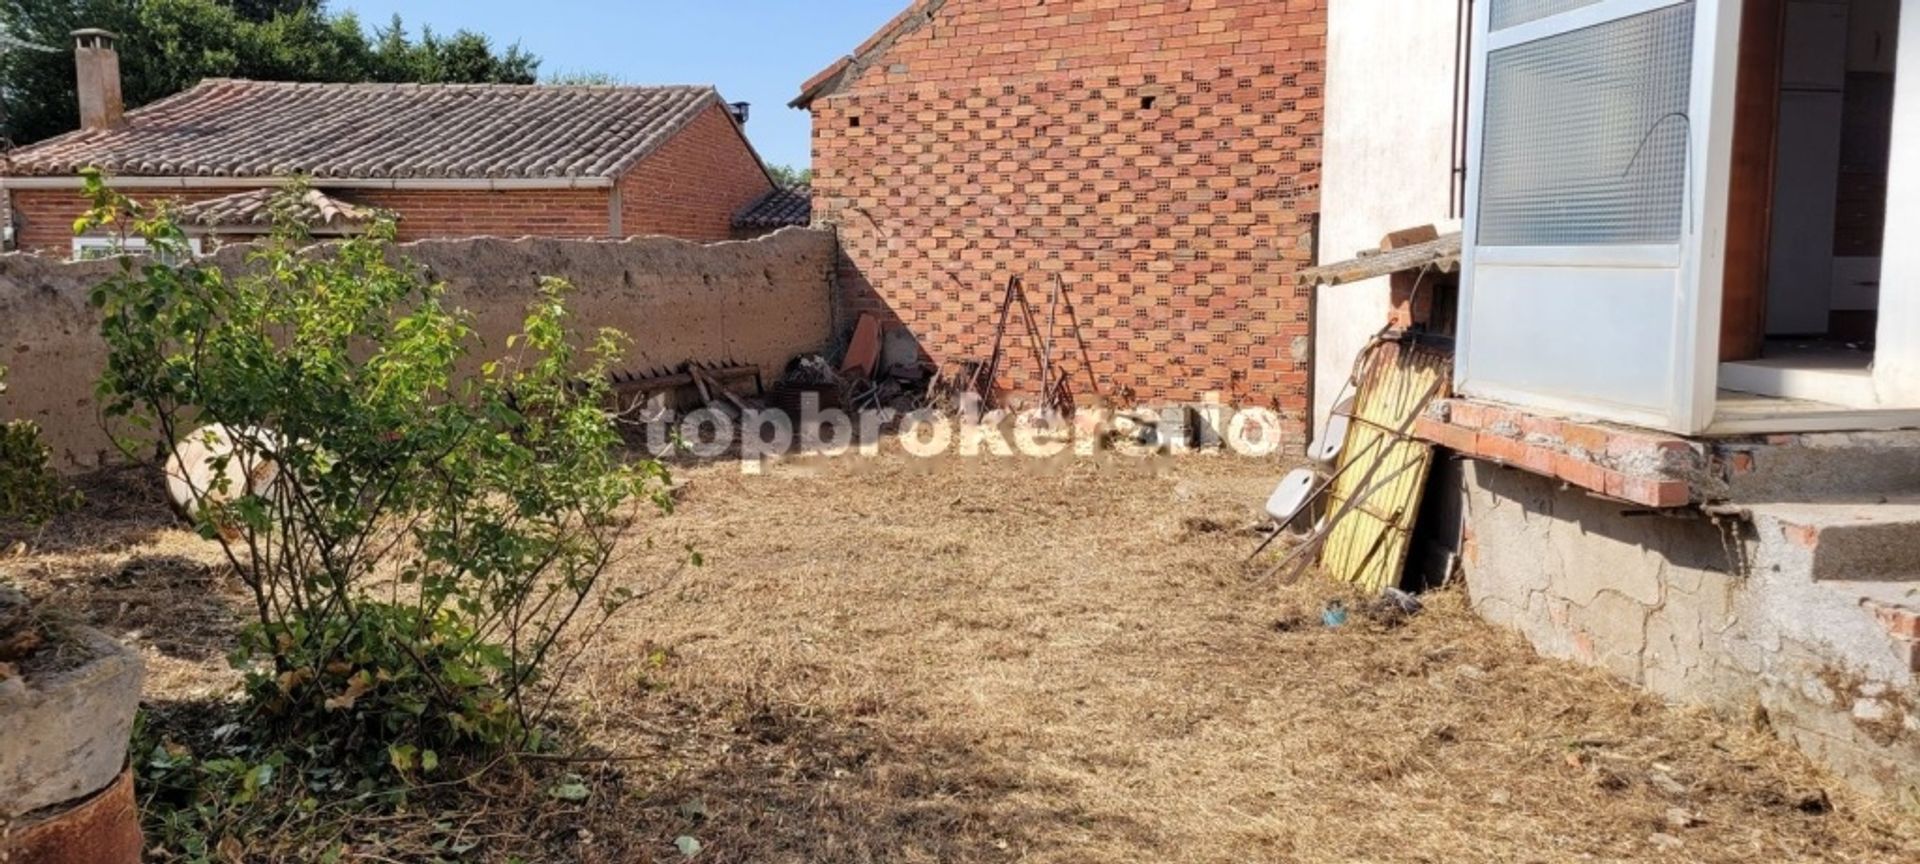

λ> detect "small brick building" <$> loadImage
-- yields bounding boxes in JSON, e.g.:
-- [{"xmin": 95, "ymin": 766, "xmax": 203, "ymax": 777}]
[
  {"xmin": 796, "ymin": 0, "xmax": 1324, "ymax": 434},
  {"xmin": 2, "ymin": 32, "xmax": 776, "ymax": 255}
]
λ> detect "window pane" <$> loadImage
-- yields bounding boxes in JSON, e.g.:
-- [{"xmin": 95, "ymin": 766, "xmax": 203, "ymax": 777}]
[
  {"xmin": 1477, "ymin": 3, "xmax": 1695, "ymax": 246},
  {"xmin": 1490, "ymin": 0, "xmax": 1606, "ymax": 30}
]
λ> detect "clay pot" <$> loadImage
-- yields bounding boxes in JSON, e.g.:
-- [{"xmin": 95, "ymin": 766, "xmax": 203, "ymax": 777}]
[{"xmin": 1, "ymin": 766, "xmax": 142, "ymax": 864}]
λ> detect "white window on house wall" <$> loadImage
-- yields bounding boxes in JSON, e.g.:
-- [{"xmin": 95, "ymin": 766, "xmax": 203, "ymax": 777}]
[
  {"xmin": 1488, "ymin": 0, "xmax": 1608, "ymax": 31},
  {"xmin": 1478, "ymin": 3, "xmax": 1695, "ymax": 247},
  {"xmin": 1459, "ymin": 0, "xmax": 1724, "ymax": 434},
  {"xmin": 1462, "ymin": 0, "xmax": 1920, "ymax": 432},
  {"xmin": 70, "ymin": 235, "xmax": 201, "ymax": 262}
]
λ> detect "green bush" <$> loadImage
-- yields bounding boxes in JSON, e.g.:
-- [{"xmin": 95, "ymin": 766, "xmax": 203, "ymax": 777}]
[
  {"xmin": 82, "ymin": 172, "xmax": 670, "ymax": 776},
  {"xmin": 0, "ymin": 366, "xmax": 81, "ymax": 525}
]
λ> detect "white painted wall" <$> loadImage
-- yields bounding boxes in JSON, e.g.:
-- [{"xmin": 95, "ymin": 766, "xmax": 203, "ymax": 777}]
[
  {"xmin": 1873, "ymin": 0, "xmax": 1920, "ymax": 406},
  {"xmin": 1315, "ymin": 0, "xmax": 1464, "ymax": 438}
]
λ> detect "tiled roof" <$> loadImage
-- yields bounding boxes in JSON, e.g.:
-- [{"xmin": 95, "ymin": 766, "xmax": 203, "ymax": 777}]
[
  {"xmin": 172, "ymin": 188, "xmax": 379, "ymax": 232},
  {"xmin": 733, "ymin": 186, "xmax": 811, "ymax": 229},
  {"xmin": 1, "ymin": 80, "xmax": 723, "ymax": 180}
]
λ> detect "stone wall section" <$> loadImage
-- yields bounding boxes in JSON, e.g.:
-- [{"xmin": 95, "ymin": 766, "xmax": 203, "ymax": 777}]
[{"xmin": 1459, "ymin": 461, "xmax": 1920, "ymax": 803}]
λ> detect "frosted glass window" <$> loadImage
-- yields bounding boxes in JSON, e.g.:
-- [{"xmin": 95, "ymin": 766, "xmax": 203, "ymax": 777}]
[
  {"xmin": 1490, "ymin": 0, "xmax": 1606, "ymax": 30},
  {"xmin": 1477, "ymin": 3, "xmax": 1694, "ymax": 246}
]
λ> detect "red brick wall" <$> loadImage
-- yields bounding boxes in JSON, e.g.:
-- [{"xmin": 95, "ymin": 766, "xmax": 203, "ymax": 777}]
[
  {"xmin": 351, "ymin": 188, "xmax": 611, "ymax": 241},
  {"xmin": 620, "ymin": 103, "xmax": 776, "ymax": 242},
  {"xmin": 809, "ymin": 0, "xmax": 1324, "ymax": 435},
  {"xmin": 8, "ymin": 186, "xmax": 613, "ymax": 255},
  {"xmin": 12, "ymin": 186, "xmax": 246, "ymax": 254}
]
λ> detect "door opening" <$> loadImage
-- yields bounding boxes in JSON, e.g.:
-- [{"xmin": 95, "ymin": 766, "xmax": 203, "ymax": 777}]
[{"xmin": 1720, "ymin": 0, "xmax": 1901, "ymax": 409}]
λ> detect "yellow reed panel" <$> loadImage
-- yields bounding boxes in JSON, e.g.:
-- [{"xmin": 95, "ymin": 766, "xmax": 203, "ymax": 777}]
[{"xmin": 1319, "ymin": 341, "xmax": 1449, "ymax": 592}]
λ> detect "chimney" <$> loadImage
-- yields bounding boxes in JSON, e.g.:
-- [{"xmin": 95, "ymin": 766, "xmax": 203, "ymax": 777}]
[
  {"xmin": 728, "ymin": 101, "xmax": 750, "ymax": 125},
  {"xmin": 72, "ymin": 29, "xmax": 124, "ymax": 131}
]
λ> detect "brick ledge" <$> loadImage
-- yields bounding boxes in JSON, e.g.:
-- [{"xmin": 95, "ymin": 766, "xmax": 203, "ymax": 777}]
[{"xmin": 1414, "ymin": 398, "xmax": 1706, "ymax": 509}]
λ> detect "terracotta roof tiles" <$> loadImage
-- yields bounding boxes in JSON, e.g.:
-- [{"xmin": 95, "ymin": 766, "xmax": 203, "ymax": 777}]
[
  {"xmin": 1, "ymin": 80, "xmax": 723, "ymax": 180},
  {"xmin": 172, "ymin": 188, "xmax": 379, "ymax": 232},
  {"xmin": 733, "ymin": 186, "xmax": 811, "ymax": 230}
]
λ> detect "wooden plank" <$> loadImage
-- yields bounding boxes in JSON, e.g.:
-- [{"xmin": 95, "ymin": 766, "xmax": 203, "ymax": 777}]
[
  {"xmin": 691, "ymin": 365, "xmax": 751, "ymax": 413},
  {"xmin": 1297, "ymin": 233, "xmax": 1463, "ymax": 287},
  {"xmin": 841, "ymin": 312, "xmax": 882, "ymax": 378},
  {"xmin": 608, "ymin": 364, "xmax": 762, "ymax": 401},
  {"xmin": 1720, "ymin": 0, "xmax": 1786, "ymax": 362}
]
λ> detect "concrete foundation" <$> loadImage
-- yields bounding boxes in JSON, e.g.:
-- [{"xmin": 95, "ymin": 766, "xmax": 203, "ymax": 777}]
[{"xmin": 1456, "ymin": 459, "xmax": 1920, "ymax": 804}]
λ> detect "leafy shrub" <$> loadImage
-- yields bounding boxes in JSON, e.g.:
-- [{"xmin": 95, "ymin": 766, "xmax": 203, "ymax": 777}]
[
  {"xmin": 0, "ymin": 366, "xmax": 82, "ymax": 524},
  {"xmin": 82, "ymin": 172, "xmax": 670, "ymax": 779}
]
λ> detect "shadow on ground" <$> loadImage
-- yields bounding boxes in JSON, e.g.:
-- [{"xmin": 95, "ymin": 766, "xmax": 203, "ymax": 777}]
[
  {"xmin": 611, "ymin": 688, "xmax": 1140, "ymax": 863},
  {"xmin": 134, "ymin": 683, "xmax": 1122, "ymax": 863},
  {"xmin": 37, "ymin": 553, "xmax": 238, "ymax": 663},
  {"xmin": 2, "ymin": 464, "xmax": 178, "ymax": 555},
  {"xmin": 4, "ymin": 465, "xmax": 246, "ymax": 665}
]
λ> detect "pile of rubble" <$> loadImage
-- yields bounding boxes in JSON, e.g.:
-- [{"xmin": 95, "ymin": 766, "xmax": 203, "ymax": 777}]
[{"xmin": 606, "ymin": 302, "xmax": 1266, "ymax": 457}]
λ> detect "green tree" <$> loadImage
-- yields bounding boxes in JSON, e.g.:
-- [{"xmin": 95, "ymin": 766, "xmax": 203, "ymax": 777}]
[
  {"xmin": 223, "ymin": 0, "xmax": 317, "ymax": 21},
  {"xmin": 0, "ymin": 1, "xmax": 539, "ymax": 146},
  {"xmin": 0, "ymin": 365, "xmax": 81, "ymax": 525},
  {"xmin": 766, "ymin": 164, "xmax": 812, "ymax": 188},
  {"xmin": 543, "ymin": 69, "xmax": 625, "ymax": 86}
]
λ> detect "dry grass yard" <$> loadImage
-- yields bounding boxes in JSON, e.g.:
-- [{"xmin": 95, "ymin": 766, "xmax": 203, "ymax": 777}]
[{"xmin": 7, "ymin": 452, "xmax": 1920, "ymax": 862}]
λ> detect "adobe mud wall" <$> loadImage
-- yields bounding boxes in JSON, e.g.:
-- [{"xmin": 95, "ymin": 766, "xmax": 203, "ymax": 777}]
[{"xmin": 0, "ymin": 228, "xmax": 835, "ymax": 470}]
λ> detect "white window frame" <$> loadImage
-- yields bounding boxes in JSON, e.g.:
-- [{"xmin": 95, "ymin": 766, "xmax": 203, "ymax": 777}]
[
  {"xmin": 1459, "ymin": 0, "xmax": 1740, "ymax": 434},
  {"xmin": 1461, "ymin": 0, "xmax": 1920, "ymax": 433},
  {"xmin": 71, "ymin": 235, "xmax": 202, "ymax": 262}
]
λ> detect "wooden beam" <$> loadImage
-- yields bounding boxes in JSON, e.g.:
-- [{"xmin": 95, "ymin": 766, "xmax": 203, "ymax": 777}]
[{"xmin": 1720, "ymin": 0, "xmax": 1787, "ymax": 362}]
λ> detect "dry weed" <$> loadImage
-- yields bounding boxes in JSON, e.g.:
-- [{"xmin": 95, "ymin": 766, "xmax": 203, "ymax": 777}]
[{"xmin": 5, "ymin": 453, "xmax": 1917, "ymax": 862}]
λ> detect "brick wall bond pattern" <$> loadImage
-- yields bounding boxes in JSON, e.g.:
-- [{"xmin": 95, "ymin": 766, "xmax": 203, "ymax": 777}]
[
  {"xmin": 621, "ymin": 103, "xmax": 777, "ymax": 242},
  {"xmin": 810, "ymin": 0, "xmax": 1324, "ymax": 435},
  {"xmin": 10, "ymin": 187, "xmax": 616, "ymax": 254}
]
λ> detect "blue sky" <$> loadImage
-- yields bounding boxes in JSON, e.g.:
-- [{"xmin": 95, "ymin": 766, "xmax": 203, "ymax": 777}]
[{"xmin": 335, "ymin": 0, "xmax": 907, "ymax": 169}]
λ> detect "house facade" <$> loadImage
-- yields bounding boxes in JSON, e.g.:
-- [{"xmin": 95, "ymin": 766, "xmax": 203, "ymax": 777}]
[
  {"xmin": 1315, "ymin": 0, "xmax": 1920, "ymax": 801},
  {"xmin": 797, "ymin": 0, "xmax": 1325, "ymax": 439},
  {"xmin": 1, "ymin": 31, "xmax": 776, "ymax": 256}
]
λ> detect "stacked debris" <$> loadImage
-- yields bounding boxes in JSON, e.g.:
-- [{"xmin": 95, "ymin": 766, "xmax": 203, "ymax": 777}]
[
  {"xmin": 766, "ymin": 355, "xmax": 844, "ymax": 416},
  {"xmin": 850, "ymin": 368, "xmax": 933, "ymax": 414},
  {"xmin": 924, "ymin": 358, "xmax": 988, "ymax": 415},
  {"xmin": 830, "ymin": 313, "xmax": 935, "ymax": 414},
  {"xmin": 608, "ymin": 361, "xmax": 765, "ymax": 424},
  {"xmin": 1247, "ymin": 337, "xmax": 1450, "ymax": 589},
  {"xmin": 812, "ymin": 274, "xmax": 1268, "ymax": 454}
]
